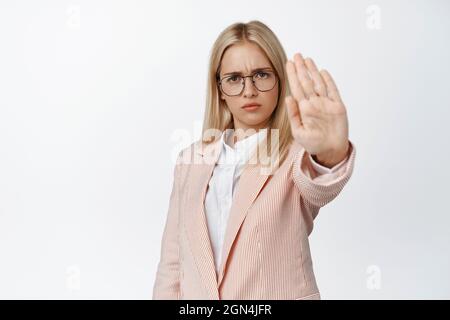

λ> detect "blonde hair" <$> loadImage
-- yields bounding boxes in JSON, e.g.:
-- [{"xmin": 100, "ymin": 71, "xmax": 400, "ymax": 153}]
[{"xmin": 201, "ymin": 20, "xmax": 294, "ymax": 174}]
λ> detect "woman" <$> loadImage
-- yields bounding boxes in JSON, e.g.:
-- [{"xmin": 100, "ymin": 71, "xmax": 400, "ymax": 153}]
[{"xmin": 153, "ymin": 20, "xmax": 356, "ymax": 300}]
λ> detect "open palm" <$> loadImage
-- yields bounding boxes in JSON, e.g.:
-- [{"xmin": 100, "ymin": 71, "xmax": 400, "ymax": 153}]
[{"xmin": 285, "ymin": 53, "xmax": 349, "ymax": 164}]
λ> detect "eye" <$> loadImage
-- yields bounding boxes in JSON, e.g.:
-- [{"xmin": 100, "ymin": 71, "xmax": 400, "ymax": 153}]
[
  {"xmin": 255, "ymin": 71, "xmax": 269, "ymax": 79},
  {"xmin": 226, "ymin": 75, "xmax": 241, "ymax": 83}
]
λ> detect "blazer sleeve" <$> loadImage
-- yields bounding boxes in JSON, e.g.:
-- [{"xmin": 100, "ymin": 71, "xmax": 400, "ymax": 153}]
[
  {"xmin": 292, "ymin": 140, "xmax": 356, "ymax": 209},
  {"xmin": 152, "ymin": 152, "xmax": 182, "ymax": 300}
]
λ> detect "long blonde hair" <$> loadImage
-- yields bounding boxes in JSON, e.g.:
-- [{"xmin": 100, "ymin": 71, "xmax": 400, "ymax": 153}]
[{"xmin": 201, "ymin": 20, "xmax": 294, "ymax": 174}]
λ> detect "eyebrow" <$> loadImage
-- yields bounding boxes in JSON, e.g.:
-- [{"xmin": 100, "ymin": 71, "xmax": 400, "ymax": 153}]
[{"xmin": 222, "ymin": 67, "xmax": 273, "ymax": 77}]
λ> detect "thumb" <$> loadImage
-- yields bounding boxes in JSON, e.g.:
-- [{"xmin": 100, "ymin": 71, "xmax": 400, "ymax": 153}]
[{"xmin": 286, "ymin": 96, "xmax": 303, "ymax": 131}]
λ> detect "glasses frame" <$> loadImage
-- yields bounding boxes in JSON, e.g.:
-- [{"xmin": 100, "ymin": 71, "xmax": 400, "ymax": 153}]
[{"xmin": 217, "ymin": 70, "xmax": 279, "ymax": 97}]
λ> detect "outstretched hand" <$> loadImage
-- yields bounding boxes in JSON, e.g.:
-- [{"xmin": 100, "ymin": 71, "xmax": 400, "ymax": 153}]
[{"xmin": 285, "ymin": 53, "xmax": 350, "ymax": 168}]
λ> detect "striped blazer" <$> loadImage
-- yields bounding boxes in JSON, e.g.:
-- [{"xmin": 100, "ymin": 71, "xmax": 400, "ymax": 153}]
[{"xmin": 153, "ymin": 137, "xmax": 356, "ymax": 300}]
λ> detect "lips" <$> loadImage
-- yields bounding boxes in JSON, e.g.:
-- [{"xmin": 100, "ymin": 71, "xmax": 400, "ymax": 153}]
[{"xmin": 242, "ymin": 103, "xmax": 261, "ymax": 109}]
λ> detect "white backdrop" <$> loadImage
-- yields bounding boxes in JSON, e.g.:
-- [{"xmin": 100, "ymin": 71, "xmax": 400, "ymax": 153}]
[{"xmin": 0, "ymin": 0, "xmax": 449, "ymax": 299}]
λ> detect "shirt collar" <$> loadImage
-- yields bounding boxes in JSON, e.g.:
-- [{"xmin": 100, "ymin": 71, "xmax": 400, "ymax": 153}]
[{"xmin": 219, "ymin": 129, "xmax": 267, "ymax": 164}]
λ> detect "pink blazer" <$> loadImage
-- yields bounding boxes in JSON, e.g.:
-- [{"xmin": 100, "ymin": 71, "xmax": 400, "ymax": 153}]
[{"xmin": 153, "ymin": 138, "xmax": 356, "ymax": 300}]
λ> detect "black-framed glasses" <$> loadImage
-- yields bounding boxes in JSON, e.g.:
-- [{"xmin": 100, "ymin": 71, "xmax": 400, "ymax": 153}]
[{"xmin": 217, "ymin": 70, "xmax": 278, "ymax": 96}]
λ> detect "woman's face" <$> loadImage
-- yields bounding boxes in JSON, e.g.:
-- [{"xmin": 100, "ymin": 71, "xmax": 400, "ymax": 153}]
[{"xmin": 218, "ymin": 42, "xmax": 279, "ymax": 132}]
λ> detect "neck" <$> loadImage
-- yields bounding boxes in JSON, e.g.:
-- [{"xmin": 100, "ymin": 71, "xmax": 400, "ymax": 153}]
[
  {"xmin": 228, "ymin": 128, "xmax": 267, "ymax": 148},
  {"xmin": 231, "ymin": 119, "xmax": 270, "ymax": 144}
]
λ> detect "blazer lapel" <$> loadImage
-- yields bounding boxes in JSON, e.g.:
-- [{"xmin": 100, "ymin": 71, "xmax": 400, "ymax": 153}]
[
  {"xmin": 217, "ymin": 159, "xmax": 271, "ymax": 288},
  {"xmin": 183, "ymin": 136, "xmax": 272, "ymax": 297},
  {"xmin": 183, "ymin": 138, "xmax": 222, "ymax": 300}
]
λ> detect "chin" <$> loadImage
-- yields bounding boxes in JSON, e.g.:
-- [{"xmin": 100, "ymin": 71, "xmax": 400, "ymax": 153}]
[{"xmin": 241, "ymin": 116, "xmax": 270, "ymax": 127}]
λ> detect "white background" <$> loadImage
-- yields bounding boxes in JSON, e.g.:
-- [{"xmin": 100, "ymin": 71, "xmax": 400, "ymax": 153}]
[{"xmin": 0, "ymin": 0, "xmax": 449, "ymax": 299}]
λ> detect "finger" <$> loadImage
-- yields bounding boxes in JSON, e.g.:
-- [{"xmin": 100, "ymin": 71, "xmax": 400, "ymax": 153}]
[
  {"xmin": 285, "ymin": 59, "xmax": 306, "ymax": 102},
  {"xmin": 320, "ymin": 69, "xmax": 342, "ymax": 103},
  {"xmin": 285, "ymin": 95, "xmax": 303, "ymax": 130},
  {"xmin": 293, "ymin": 53, "xmax": 316, "ymax": 99},
  {"xmin": 304, "ymin": 58, "xmax": 327, "ymax": 97}
]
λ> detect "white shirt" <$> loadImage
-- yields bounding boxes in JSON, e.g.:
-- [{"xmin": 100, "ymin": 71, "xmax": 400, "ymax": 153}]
[{"xmin": 204, "ymin": 129, "xmax": 348, "ymax": 276}]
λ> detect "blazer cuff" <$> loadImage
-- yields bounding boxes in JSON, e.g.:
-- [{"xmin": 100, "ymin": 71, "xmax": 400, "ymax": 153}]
[
  {"xmin": 308, "ymin": 152, "xmax": 349, "ymax": 175},
  {"xmin": 292, "ymin": 140, "xmax": 356, "ymax": 207}
]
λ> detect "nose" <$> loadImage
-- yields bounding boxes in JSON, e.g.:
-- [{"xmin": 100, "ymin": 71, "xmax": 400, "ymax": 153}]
[{"xmin": 242, "ymin": 76, "xmax": 258, "ymax": 97}]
